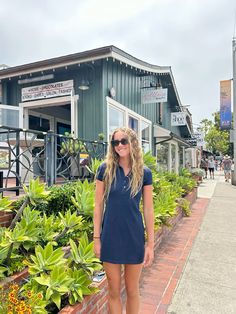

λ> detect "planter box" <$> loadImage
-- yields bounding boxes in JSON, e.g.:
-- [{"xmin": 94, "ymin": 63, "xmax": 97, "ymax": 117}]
[
  {"xmin": 0, "ymin": 187, "xmax": 198, "ymax": 313},
  {"xmin": 0, "ymin": 211, "xmax": 14, "ymax": 227}
]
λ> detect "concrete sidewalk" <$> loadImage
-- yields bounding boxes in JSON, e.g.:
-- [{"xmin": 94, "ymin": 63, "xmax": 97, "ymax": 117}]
[{"xmin": 167, "ymin": 171, "xmax": 236, "ymax": 314}]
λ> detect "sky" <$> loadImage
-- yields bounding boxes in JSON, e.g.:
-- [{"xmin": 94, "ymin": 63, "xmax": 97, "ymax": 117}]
[{"xmin": 0, "ymin": 0, "xmax": 236, "ymax": 128}]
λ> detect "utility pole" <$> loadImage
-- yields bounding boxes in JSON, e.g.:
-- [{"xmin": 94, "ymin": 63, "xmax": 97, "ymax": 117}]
[{"xmin": 232, "ymin": 37, "xmax": 236, "ymax": 185}]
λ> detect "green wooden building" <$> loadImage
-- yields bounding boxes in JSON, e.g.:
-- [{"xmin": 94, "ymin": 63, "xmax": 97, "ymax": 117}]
[{"xmin": 0, "ymin": 45, "xmax": 193, "ymax": 172}]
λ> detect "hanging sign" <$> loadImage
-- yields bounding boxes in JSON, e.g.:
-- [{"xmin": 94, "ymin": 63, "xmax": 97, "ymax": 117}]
[
  {"xmin": 171, "ymin": 112, "xmax": 186, "ymax": 126},
  {"xmin": 21, "ymin": 80, "xmax": 74, "ymax": 102},
  {"xmin": 220, "ymin": 80, "xmax": 232, "ymax": 130},
  {"xmin": 142, "ymin": 88, "xmax": 168, "ymax": 104},
  {"xmin": 194, "ymin": 132, "xmax": 205, "ymax": 147}
]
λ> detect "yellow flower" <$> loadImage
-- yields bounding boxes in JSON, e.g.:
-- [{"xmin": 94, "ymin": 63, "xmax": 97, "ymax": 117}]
[
  {"xmin": 37, "ymin": 293, "xmax": 43, "ymax": 299},
  {"xmin": 27, "ymin": 291, "xmax": 33, "ymax": 298}
]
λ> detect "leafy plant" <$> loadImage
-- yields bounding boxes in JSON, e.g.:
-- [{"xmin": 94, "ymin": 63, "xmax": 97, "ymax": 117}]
[
  {"xmin": 153, "ymin": 191, "xmax": 177, "ymax": 227},
  {"xmin": 10, "ymin": 178, "xmax": 50, "ymax": 229},
  {"xmin": 69, "ymin": 233, "xmax": 102, "ymax": 276},
  {"xmin": 67, "ymin": 268, "xmax": 98, "ymax": 304},
  {"xmin": 24, "ymin": 243, "xmax": 66, "ymax": 275},
  {"xmin": 71, "ymin": 180, "xmax": 95, "ymax": 217},
  {"xmin": 34, "ymin": 265, "xmax": 74, "ymax": 310},
  {"xmin": 0, "ymin": 195, "xmax": 12, "ymax": 212},
  {"xmin": 54, "ymin": 210, "xmax": 84, "ymax": 242},
  {"xmin": 85, "ymin": 157, "xmax": 103, "ymax": 179},
  {"xmin": 177, "ymin": 198, "xmax": 191, "ymax": 216},
  {"xmin": 60, "ymin": 132, "xmax": 86, "ymax": 156}
]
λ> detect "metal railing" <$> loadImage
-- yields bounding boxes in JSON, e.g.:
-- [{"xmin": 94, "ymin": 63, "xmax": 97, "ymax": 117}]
[{"xmin": 0, "ymin": 126, "xmax": 107, "ymax": 196}]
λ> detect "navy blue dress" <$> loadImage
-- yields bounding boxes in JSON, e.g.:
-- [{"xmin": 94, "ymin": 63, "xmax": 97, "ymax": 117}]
[{"xmin": 96, "ymin": 163, "xmax": 152, "ymax": 264}]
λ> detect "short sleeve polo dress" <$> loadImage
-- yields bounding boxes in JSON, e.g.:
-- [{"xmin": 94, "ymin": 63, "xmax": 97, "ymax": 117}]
[{"xmin": 96, "ymin": 163, "xmax": 152, "ymax": 264}]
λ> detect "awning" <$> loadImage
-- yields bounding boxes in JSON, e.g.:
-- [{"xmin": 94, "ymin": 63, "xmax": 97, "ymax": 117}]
[{"xmin": 153, "ymin": 125, "xmax": 190, "ymax": 147}]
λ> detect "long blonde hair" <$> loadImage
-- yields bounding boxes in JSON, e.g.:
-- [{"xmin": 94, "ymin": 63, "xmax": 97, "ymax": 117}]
[{"xmin": 104, "ymin": 127, "xmax": 144, "ymax": 199}]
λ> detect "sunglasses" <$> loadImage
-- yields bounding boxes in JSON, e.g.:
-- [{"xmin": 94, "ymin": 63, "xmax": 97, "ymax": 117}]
[{"xmin": 111, "ymin": 138, "xmax": 129, "ymax": 147}]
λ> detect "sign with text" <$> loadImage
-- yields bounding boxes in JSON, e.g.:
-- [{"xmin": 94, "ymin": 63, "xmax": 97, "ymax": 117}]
[
  {"xmin": 220, "ymin": 80, "xmax": 232, "ymax": 130},
  {"xmin": 21, "ymin": 80, "xmax": 74, "ymax": 102},
  {"xmin": 194, "ymin": 132, "xmax": 205, "ymax": 147},
  {"xmin": 185, "ymin": 138, "xmax": 197, "ymax": 146},
  {"xmin": 171, "ymin": 112, "xmax": 186, "ymax": 126},
  {"xmin": 142, "ymin": 88, "xmax": 168, "ymax": 104}
]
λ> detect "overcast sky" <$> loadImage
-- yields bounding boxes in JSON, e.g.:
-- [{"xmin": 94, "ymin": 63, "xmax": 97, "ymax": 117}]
[{"xmin": 1, "ymin": 0, "xmax": 236, "ymax": 128}]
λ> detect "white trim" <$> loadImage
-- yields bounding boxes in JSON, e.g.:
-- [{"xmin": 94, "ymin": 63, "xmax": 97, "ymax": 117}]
[
  {"xmin": 106, "ymin": 96, "xmax": 152, "ymax": 149},
  {"xmin": 19, "ymin": 95, "xmax": 71, "ymax": 109},
  {"xmin": 0, "ymin": 104, "xmax": 19, "ymax": 110}
]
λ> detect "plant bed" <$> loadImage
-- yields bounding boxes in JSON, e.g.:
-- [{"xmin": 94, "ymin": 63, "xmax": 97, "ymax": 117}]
[{"xmin": 57, "ymin": 186, "xmax": 198, "ymax": 314}]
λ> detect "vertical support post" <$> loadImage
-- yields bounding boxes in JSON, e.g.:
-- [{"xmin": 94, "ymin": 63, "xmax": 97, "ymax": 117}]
[
  {"xmin": 45, "ymin": 131, "xmax": 56, "ymax": 187},
  {"xmin": 232, "ymin": 38, "xmax": 236, "ymax": 185},
  {"xmin": 15, "ymin": 131, "xmax": 20, "ymax": 196}
]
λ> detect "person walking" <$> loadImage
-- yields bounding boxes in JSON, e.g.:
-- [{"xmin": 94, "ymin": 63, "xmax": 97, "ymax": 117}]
[
  {"xmin": 93, "ymin": 127, "xmax": 154, "ymax": 314},
  {"xmin": 200, "ymin": 156, "xmax": 208, "ymax": 179},
  {"xmin": 222, "ymin": 155, "xmax": 232, "ymax": 182},
  {"xmin": 208, "ymin": 156, "xmax": 215, "ymax": 179}
]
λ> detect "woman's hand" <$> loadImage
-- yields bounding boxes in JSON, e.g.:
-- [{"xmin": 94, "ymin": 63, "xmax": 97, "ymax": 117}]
[
  {"xmin": 143, "ymin": 245, "xmax": 154, "ymax": 267},
  {"xmin": 93, "ymin": 238, "xmax": 101, "ymax": 259}
]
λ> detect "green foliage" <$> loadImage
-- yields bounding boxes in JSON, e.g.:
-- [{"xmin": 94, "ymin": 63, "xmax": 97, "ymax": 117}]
[
  {"xmin": 71, "ymin": 180, "xmax": 95, "ymax": 217},
  {"xmin": 23, "ymin": 177, "xmax": 50, "ymax": 207},
  {"xmin": 153, "ymin": 191, "xmax": 177, "ymax": 227},
  {"xmin": 60, "ymin": 132, "xmax": 86, "ymax": 155},
  {"xmin": 0, "ymin": 195, "xmax": 12, "ymax": 212},
  {"xmin": 34, "ymin": 265, "xmax": 74, "ymax": 309},
  {"xmin": 67, "ymin": 268, "xmax": 98, "ymax": 304},
  {"xmin": 69, "ymin": 233, "xmax": 102, "ymax": 276},
  {"xmin": 177, "ymin": 198, "xmax": 191, "ymax": 216},
  {"xmin": 199, "ymin": 113, "xmax": 231, "ymax": 155},
  {"xmin": 143, "ymin": 151, "xmax": 157, "ymax": 171},
  {"xmin": 86, "ymin": 157, "xmax": 103, "ymax": 178},
  {"xmin": 24, "ymin": 243, "xmax": 66, "ymax": 275}
]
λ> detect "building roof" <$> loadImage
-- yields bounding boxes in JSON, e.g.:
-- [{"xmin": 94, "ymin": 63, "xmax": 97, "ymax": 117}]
[{"xmin": 0, "ymin": 45, "xmax": 172, "ymax": 79}]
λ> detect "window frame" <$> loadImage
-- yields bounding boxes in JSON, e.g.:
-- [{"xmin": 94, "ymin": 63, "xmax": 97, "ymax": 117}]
[{"xmin": 106, "ymin": 96, "xmax": 152, "ymax": 150}]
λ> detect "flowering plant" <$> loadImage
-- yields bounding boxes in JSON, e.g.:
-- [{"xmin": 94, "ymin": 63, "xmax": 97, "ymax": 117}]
[{"xmin": 0, "ymin": 283, "xmax": 48, "ymax": 314}]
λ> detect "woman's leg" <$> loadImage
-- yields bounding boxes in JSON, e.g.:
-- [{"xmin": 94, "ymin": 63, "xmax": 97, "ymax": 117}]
[
  {"xmin": 124, "ymin": 264, "xmax": 143, "ymax": 314},
  {"xmin": 103, "ymin": 262, "xmax": 122, "ymax": 314}
]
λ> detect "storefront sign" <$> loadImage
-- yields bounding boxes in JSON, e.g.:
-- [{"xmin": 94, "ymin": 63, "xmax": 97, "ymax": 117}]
[
  {"xmin": 185, "ymin": 138, "xmax": 197, "ymax": 146},
  {"xmin": 220, "ymin": 80, "xmax": 232, "ymax": 130},
  {"xmin": 171, "ymin": 112, "xmax": 186, "ymax": 126},
  {"xmin": 194, "ymin": 132, "xmax": 205, "ymax": 147},
  {"xmin": 142, "ymin": 88, "xmax": 167, "ymax": 104},
  {"xmin": 21, "ymin": 80, "xmax": 74, "ymax": 102}
]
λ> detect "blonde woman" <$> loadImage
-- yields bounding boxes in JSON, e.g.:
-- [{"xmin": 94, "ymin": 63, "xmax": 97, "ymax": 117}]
[{"xmin": 93, "ymin": 127, "xmax": 154, "ymax": 314}]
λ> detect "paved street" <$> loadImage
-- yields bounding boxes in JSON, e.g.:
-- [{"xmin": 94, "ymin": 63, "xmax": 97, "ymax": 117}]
[{"xmin": 139, "ymin": 170, "xmax": 236, "ymax": 314}]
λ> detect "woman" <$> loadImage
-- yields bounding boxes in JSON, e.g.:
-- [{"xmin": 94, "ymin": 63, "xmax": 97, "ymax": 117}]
[{"xmin": 93, "ymin": 127, "xmax": 154, "ymax": 314}]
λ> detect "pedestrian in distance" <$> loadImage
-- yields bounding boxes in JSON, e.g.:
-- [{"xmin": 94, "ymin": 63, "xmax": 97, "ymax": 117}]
[
  {"xmin": 93, "ymin": 127, "xmax": 154, "ymax": 314},
  {"xmin": 222, "ymin": 155, "xmax": 232, "ymax": 182},
  {"xmin": 200, "ymin": 156, "xmax": 208, "ymax": 179},
  {"xmin": 208, "ymin": 156, "xmax": 215, "ymax": 179}
]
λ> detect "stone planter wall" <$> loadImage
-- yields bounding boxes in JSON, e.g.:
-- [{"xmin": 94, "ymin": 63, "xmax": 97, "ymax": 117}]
[{"xmin": 0, "ymin": 187, "xmax": 198, "ymax": 313}]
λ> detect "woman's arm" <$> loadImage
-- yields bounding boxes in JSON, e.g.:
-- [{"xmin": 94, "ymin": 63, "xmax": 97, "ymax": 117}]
[
  {"xmin": 93, "ymin": 179, "xmax": 105, "ymax": 259},
  {"xmin": 142, "ymin": 184, "xmax": 154, "ymax": 267}
]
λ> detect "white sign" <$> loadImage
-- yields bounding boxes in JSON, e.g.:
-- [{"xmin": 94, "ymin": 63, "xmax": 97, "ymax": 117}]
[
  {"xmin": 142, "ymin": 88, "xmax": 168, "ymax": 104},
  {"xmin": 194, "ymin": 132, "xmax": 205, "ymax": 147},
  {"xmin": 171, "ymin": 112, "xmax": 186, "ymax": 126},
  {"xmin": 21, "ymin": 80, "xmax": 74, "ymax": 102}
]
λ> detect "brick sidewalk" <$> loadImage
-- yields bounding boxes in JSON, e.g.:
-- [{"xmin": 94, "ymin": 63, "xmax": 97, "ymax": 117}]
[{"xmin": 139, "ymin": 197, "xmax": 209, "ymax": 314}]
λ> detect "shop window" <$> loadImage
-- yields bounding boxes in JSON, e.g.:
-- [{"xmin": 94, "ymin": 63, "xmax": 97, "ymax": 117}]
[
  {"xmin": 128, "ymin": 116, "xmax": 138, "ymax": 134},
  {"xmin": 171, "ymin": 144, "xmax": 176, "ymax": 172},
  {"xmin": 156, "ymin": 143, "xmax": 168, "ymax": 171},
  {"xmin": 141, "ymin": 121, "xmax": 150, "ymax": 153},
  {"xmin": 108, "ymin": 106, "xmax": 125, "ymax": 137}
]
